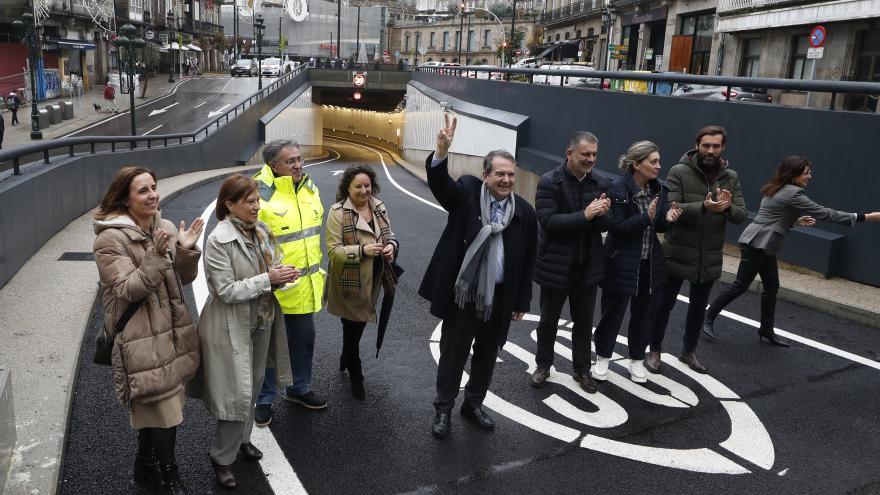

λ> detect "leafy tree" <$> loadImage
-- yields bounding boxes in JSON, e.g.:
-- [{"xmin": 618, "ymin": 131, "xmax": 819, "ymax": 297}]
[{"xmin": 495, "ymin": 27, "xmax": 524, "ymax": 64}]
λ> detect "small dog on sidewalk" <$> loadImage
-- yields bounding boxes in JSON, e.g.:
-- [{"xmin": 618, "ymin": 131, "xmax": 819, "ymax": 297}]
[{"xmin": 93, "ymin": 102, "xmax": 102, "ymax": 112}]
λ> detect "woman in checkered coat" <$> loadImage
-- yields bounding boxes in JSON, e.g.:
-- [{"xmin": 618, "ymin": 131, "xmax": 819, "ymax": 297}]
[{"xmin": 324, "ymin": 165, "xmax": 399, "ymax": 401}]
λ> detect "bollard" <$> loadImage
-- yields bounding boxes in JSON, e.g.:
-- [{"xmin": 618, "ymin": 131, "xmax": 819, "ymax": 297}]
[
  {"xmin": 37, "ymin": 108, "xmax": 50, "ymax": 129},
  {"xmin": 0, "ymin": 368, "xmax": 15, "ymax": 492},
  {"xmin": 60, "ymin": 101, "xmax": 74, "ymax": 120},
  {"xmin": 45, "ymin": 104, "xmax": 61, "ymax": 124}
]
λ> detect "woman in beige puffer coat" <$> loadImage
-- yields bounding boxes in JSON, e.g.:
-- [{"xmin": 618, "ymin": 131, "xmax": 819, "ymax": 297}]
[{"xmin": 92, "ymin": 166, "xmax": 204, "ymax": 495}]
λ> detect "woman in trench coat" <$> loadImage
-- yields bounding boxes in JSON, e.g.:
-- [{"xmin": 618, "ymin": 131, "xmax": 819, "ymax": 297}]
[
  {"xmin": 93, "ymin": 166, "xmax": 204, "ymax": 495},
  {"xmin": 325, "ymin": 165, "xmax": 399, "ymax": 401},
  {"xmin": 192, "ymin": 174, "xmax": 299, "ymax": 489}
]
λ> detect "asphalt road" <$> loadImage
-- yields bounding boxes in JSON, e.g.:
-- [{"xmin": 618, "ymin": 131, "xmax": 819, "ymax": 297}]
[
  {"xmin": 66, "ymin": 75, "xmax": 261, "ymax": 138},
  {"xmin": 60, "ymin": 138, "xmax": 880, "ymax": 494}
]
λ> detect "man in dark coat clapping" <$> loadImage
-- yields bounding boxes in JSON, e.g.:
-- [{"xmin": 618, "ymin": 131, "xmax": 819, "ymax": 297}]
[
  {"xmin": 420, "ymin": 113, "xmax": 537, "ymax": 440},
  {"xmin": 531, "ymin": 131, "xmax": 612, "ymax": 393}
]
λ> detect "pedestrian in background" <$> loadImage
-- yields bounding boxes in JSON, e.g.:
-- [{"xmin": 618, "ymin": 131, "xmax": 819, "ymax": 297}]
[
  {"xmin": 92, "ymin": 166, "xmax": 204, "ymax": 494},
  {"xmin": 0, "ymin": 112, "xmax": 5, "ymax": 149},
  {"xmin": 648, "ymin": 126, "xmax": 747, "ymax": 374},
  {"xmin": 592, "ymin": 141, "xmax": 682, "ymax": 384},
  {"xmin": 325, "ymin": 165, "xmax": 400, "ymax": 400},
  {"xmin": 421, "ymin": 113, "xmax": 537, "ymax": 439},
  {"xmin": 103, "ymin": 82, "xmax": 118, "ymax": 113},
  {"xmin": 253, "ymin": 140, "xmax": 328, "ymax": 426},
  {"xmin": 191, "ymin": 175, "xmax": 299, "ymax": 489},
  {"xmin": 703, "ymin": 156, "xmax": 880, "ymax": 346},
  {"xmin": 8, "ymin": 92, "xmax": 20, "ymax": 125},
  {"xmin": 530, "ymin": 131, "xmax": 611, "ymax": 394}
]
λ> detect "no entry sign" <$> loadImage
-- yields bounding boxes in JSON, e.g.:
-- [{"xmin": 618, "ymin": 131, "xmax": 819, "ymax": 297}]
[{"xmin": 809, "ymin": 26, "xmax": 826, "ymax": 48}]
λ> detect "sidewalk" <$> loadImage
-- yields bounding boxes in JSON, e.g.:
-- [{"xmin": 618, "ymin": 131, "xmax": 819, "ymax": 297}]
[{"xmin": 0, "ymin": 73, "xmax": 224, "ymax": 150}]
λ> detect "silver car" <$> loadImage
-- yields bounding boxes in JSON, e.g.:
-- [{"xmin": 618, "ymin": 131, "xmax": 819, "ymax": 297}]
[{"xmin": 671, "ymin": 84, "xmax": 772, "ymax": 103}]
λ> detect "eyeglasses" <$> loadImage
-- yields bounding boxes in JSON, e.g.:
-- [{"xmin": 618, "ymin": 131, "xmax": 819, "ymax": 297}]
[{"xmin": 274, "ymin": 157, "xmax": 303, "ymax": 165}]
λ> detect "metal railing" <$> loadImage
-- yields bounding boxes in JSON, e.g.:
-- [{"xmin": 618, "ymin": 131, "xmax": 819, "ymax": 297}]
[
  {"xmin": 416, "ymin": 65, "xmax": 880, "ymax": 111},
  {"xmin": 717, "ymin": 0, "xmax": 803, "ymax": 13},
  {"xmin": 0, "ymin": 66, "xmax": 305, "ymax": 176},
  {"xmin": 538, "ymin": 0, "xmax": 607, "ymax": 25}
]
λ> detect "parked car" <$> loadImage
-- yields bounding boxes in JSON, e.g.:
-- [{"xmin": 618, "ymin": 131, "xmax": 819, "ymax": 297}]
[
  {"xmin": 261, "ymin": 57, "xmax": 281, "ymax": 77},
  {"xmin": 671, "ymin": 84, "xmax": 773, "ymax": 103},
  {"xmin": 439, "ymin": 62, "xmax": 460, "ymax": 75},
  {"xmin": 419, "ymin": 61, "xmax": 444, "ymax": 70},
  {"xmin": 511, "ymin": 57, "xmax": 539, "ymax": 69},
  {"xmin": 465, "ymin": 65, "xmax": 503, "ymax": 80},
  {"xmin": 230, "ymin": 59, "xmax": 256, "ymax": 77}
]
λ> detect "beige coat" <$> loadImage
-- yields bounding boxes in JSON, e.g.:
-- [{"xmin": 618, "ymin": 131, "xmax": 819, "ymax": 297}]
[
  {"xmin": 324, "ymin": 197, "xmax": 398, "ymax": 323},
  {"xmin": 93, "ymin": 214, "xmax": 201, "ymax": 408},
  {"xmin": 188, "ymin": 219, "xmax": 292, "ymax": 421}
]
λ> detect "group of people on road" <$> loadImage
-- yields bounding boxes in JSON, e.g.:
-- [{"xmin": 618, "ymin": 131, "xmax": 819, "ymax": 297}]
[{"xmin": 92, "ymin": 114, "xmax": 880, "ymax": 492}]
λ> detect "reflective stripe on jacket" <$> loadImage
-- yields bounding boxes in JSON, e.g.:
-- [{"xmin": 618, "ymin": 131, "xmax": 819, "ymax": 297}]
[{"xmin": 253, "ymin": 164, "xmax": 325, "ymax": 314}]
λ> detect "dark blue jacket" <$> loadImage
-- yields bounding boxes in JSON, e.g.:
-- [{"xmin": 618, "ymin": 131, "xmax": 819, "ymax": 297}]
[{"xmin": 602, "ymin": 172, "xmax": 672, "ymax": 297}]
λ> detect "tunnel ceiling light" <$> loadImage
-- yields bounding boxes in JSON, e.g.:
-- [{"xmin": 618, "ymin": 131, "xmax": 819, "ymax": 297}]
[{"xmin": 353, "ymin": 91, "xmax": 363, "ymax": 101}]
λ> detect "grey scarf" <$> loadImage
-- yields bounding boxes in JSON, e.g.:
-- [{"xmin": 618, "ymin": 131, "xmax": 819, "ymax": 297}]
[{"xmin": 453, "ymin": 183, "xmax": 515, "ymax": 321}]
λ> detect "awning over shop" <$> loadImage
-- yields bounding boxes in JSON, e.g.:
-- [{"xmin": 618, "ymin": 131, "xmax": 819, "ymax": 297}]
[
  {"xmin": 186, "ymin": 44, "xmax": 202, "ymax": 52},
  {"xmin": 47, "ymin": 38, "xmax": 96, "ymax": 50},
  {"xmin": 536, "ymin": 40, "xmax": 579, "ymax": 60}
]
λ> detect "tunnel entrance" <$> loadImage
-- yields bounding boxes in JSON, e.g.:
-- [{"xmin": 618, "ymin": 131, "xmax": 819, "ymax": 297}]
[{"xmin": 312, "ymin": 87, "xmax": 406, "ymax": 112}]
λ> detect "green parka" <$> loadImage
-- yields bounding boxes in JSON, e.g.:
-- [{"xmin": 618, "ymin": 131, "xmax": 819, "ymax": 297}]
[{"xmin": 661, "ymin": 150, "xmax": 748, "ymax": 283}]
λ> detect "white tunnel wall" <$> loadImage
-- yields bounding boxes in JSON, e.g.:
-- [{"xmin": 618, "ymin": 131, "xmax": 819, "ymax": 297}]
[
  {"xmin": 265, "ymin": 86, "xmax": 324, "ymax": 156},
  {"xmin": 323, "ymin": 106, "xmax": 406, "ymax": 149}
]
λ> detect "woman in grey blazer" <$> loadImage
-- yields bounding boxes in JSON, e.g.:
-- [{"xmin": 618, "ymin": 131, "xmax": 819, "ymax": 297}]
[{"xmin": 702, "ymin": 156, "xmax": 879, "ymax": 346}]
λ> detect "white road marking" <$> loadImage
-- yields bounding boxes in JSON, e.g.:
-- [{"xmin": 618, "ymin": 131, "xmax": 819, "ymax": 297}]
[
  {"xmin": 64, "ymin": 79, "xmax": 191, "ymax": 137},
  {"xmin": 718, "ymin": 401, "xmax": 776, "ymax": 470},
  {"xmin": 331, "ymin": 170, "xmax": 344, "ymax": 176},
  {"xmin": 194, "ymin": 101, "xmax": 208, "ymax": 109},
  {"xmin": 148, "ymin": 102, "xmax": 179, "ymax": 117},
  {"xmin": 189, "ymin": 152, "xmax": 340, "ymax": 494},
  {"xmin": 580, "ymin": 435, "xmax": 751, "ymax": 475},
  {"xmin": 208, "ymin": 104, "xmax": 232, "ymax": 118},
  {"xmin": 142, "ymin": 125, "xmax": 164, "ymax": 136},
  {"xmin": 221, "ymin": 78, "xmax": 233, "ymax": 92}
]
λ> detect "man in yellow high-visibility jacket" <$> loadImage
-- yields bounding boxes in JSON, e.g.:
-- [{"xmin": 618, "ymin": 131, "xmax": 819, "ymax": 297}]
[{"xmin": 254, "ymin": 140, "xmax": 327, "ymax": 427}]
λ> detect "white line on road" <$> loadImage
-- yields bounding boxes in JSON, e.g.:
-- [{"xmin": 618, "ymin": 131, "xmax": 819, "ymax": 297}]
[
  {"xmin": 221, "ymin": 77, "xmax": 233, "ymax": 92},
  {"xmin": 336, "ymin": 136, "xmax": 880, "ymax": 374},
  {"xmin": 148, "ymin": 102, "xmax": 179, "ymax": 117},
  {"xmin": 194, "ymin": 101, "xmax": 207, "ymax": 109},
  {"xmin": 142, "ymin": 125, "xmax": 164, "ymax": 136},
  {"xmin": 208, "ymin": 104, "xmax": 232, "ymax": 118}
]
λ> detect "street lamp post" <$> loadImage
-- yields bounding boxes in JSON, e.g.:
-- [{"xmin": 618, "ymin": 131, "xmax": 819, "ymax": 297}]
[
  {"xmin": 113, "ymin": 23, "xmax": 146, "ymax": 137},
  {"xmin": 12, "ymin": 11, "xmax": 44, "ymax": 140},
  {"xmin": 602, "ymin": 7, "xmax": 614, "ymax": 71},
  {"xmin": 469, "ymin": 7, "xmax": 505, "ymax": 66},
  {"xmin": 510, "ymin": 0, "xmax": 516, "ymax": 66},
  {"xmin": 457, "ymin": 3, "xmax": 464, "ymax": 63},
  {"xmin": 336, "ymin": 0, "xmax": 342, "ymax": 61},
  {"xmin": 167, "ymin": 10, "xmax": 176, "ymax": 82},
  {"xmin": 255, "ymin": 14, "xmax": 265, "ymax": 90}
]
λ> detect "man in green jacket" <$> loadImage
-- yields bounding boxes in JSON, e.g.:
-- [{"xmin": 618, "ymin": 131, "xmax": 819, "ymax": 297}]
[{"xmin": 647, "ymin": 126, "xmax": 748, "ymax": 374}]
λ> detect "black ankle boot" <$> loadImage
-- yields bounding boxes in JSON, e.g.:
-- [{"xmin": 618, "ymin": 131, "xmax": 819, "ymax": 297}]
[
  {"xmin": 159, "ymin": 463, "xmax": 188, "ymax": 495},
  {"xmin": 702, "ymin": 313, "xmax": 717, "ymax": 339},
  {"xmin": 758, "ymin": 294, "xmax": 789, "ymax": 347},
  {"xmin": 349, "ymin": 370, "xmax": 365, "ymax": 400}
]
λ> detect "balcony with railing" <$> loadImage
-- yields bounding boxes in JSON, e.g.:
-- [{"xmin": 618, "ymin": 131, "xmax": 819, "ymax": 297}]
[
  {"xmin": 717, "ymin": 0, "xmax": 808, "ymax": 14},
  {"xmin": 538, "ymin": 0, "xmax": 607, "ymax": 27}
]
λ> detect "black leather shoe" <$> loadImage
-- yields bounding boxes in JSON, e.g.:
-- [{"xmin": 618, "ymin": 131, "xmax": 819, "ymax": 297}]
[
  {"xmin": 432, "ymin": 412, "xmax": 451, "ymax": 439},
  {"xmin": 159, "ymin": 463, "xmax": 189, "ymax": 495},
  {"xmin": 211, "ymin": 459, "xmax": 237, "ymax": 489},
  {"xmin": 350, "ymin": 373, "xmax": 366, "ymax": 401},
  {"xmin": 644, "ymin": 351, "xmax": 662, "ymax": 374},
  {"xmin": 702, "ymin": 316, "xmax": 717, "ymax": 339},
  {"xmin": 572, "ymin": 371, "xmax": 597, "ymax": 394},
  {"xmin": 759, "ymin": 330, "xmax": 790, "ymax": 347},
  {"xmin": 678, "ymin": 351, "xmax": 708, "ymax": 374},
  {"xmin": 460, "ymin": 406, "xmax": 495, "ymax": 431},
  {"xmin": 530, "ymin": 367, "xmax": 550, "ymax": 388},
  {"xmin": 133, "ymin": 456, "xmax": 161, "ymax": 488},
  {"xmin": 239, "ymin": 442, "xmax": 263, "ymax": 461}
]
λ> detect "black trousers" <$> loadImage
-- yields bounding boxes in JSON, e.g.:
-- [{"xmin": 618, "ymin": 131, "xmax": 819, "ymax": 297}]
[
  {"xmin": 11, "ymin": 109, "xmax": 18, "ymax": 125},
  {"xmin": 594, "ymin": 260, "xmax": 654, "ymax": 360},
  {"xmin": 706, "ymin": 244, "xmax": 779, "ymax": 332},
  {"xmin": 650, "ymin": 276, "xmax": 714, "ymax": 353},
  {"xmin": 535, "ymin": 281, "xmax": 597, "ymax": 374},
  {"xmin": 434, "ymin": 286, "xmax": 506, "ymax": 413},
  {"xmin": 341, "ymin": 318, "xmax": 367, "ymax": 373}
]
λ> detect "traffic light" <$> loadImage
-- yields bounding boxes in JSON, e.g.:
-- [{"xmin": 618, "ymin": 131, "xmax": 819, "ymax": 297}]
[
  {"xmin": 353, "ymin": 91, "xmax": 362, "ymax": 101},
  {"xmin": 502, "ymin": 41, "xmax": 508, "ymax": 49}
]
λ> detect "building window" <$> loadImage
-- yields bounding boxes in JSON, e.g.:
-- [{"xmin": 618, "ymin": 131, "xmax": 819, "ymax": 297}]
[
  {"xmin": 455, "ymin": 31, "xmax": 461, "ymax": 51},
  {"xmin": 679, "ymin": 11, "xmax": 714, "ymax": 75},
  {"xmin": 790, "ymin": 35, "xmax": 814, "ymax": 80},
  {"xmin": 564, "ymin": 31, "xmax": 570, "ymax": 40},
  {"xmin": 405, "ymin": 34, "xmax": 410, "ymax": 52},
  {"xmin": 739, "ymin": 38, "xmax": 761, "ymax": 77},
  {"xmin": 430, "ymin": 32, "xmax": 436, "ymax": 48},
  {"xmin": 484, "ymin": 29, "xmax": 490, "ymax": 47},
  {"xmin": 576, "ymin": 29, "xmax": 582, "ymax": 38},
  {"xmin": 555, "ymin": 33, "xmax": 560, "ymax": 41},
  {"xmin": 416, "ymin": 32, "xmax": 422, "ymax": 50},
  {"xmin": 547, "ymin": 36, "xmax": 552, "ymax": 43},
  {"xmin": 440, "ymin": 57, "xmax": 446, "ymax": 62},
  {"xmin": 443, "ymin": 31, "xmax": 449, "ymax": 51},
  {"xmin": 428, "ymin": 57, "xmax": 434, "ymax": 62},
  {"xmin": 482, "ymin": 58, "xmax": 488, "ymax": 64},
  {"xmin": 468, "ymin": 30, "xmax": 474, "ymax": 51}
]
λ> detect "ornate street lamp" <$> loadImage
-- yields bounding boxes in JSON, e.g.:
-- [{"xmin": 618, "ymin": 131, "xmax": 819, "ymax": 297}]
[
  {"xmin": 254, "ymin": 13, "xmax": 265, "ymax": 90},
  {"xmin": 12, "ymin": 11, "xmax": 44, "ymax": 140},
  {"xmin": 113, "ymin": 23, "xmax": 146, "ymax": 136},
  {"xmin": 167, "ymin": 10, "xmax": 176, "ymax": 82}
]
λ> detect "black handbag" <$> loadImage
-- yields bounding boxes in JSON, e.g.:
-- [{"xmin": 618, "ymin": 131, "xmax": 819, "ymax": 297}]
[{"xmin": 93, "ymin": 298, "xmax": 143, "ymax": 366}]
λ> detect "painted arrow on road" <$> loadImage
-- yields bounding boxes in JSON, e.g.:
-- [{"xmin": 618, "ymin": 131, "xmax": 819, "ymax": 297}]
[
  {"xmin": 207, "ymin": 104, "xmax": 231, "ymax": 118},
  {"xmin": 148, "ymin": 102, "xmax": 179, "ymax": 117},
  {"xmin": 331, "ymin": 170, "xmax": 345, "ymax": 176}
]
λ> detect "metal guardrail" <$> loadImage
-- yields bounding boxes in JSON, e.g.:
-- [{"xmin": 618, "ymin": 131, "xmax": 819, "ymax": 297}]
[
  {"xmin": 416, "ymin": 65, "xmax": 880, "ymax": 110},
  {"xmin": 0, "ymin": 66, "xmax": 305, "ymax": 176}
]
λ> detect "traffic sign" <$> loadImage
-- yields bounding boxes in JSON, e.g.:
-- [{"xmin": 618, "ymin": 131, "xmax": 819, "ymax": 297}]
[
  {"xmin": 807, "ymin": 47, "xmax": 824, "ymax": 59},
  {"xmin": 809, "ymin": 26, "xmax": 826, "ymax": 48},
  {"xmin": 352, "ymin": 72, "xmax": 366, "ymax": 87}
]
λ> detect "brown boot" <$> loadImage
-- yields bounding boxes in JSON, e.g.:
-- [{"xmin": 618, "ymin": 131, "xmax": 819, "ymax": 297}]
[
  {"xmin": 678, "ymin": 351, "xmax": 708, "ymax": 374},
  {"xmin": 644, "ymin": 351, "xmax": 662, "ymax": 374}
]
